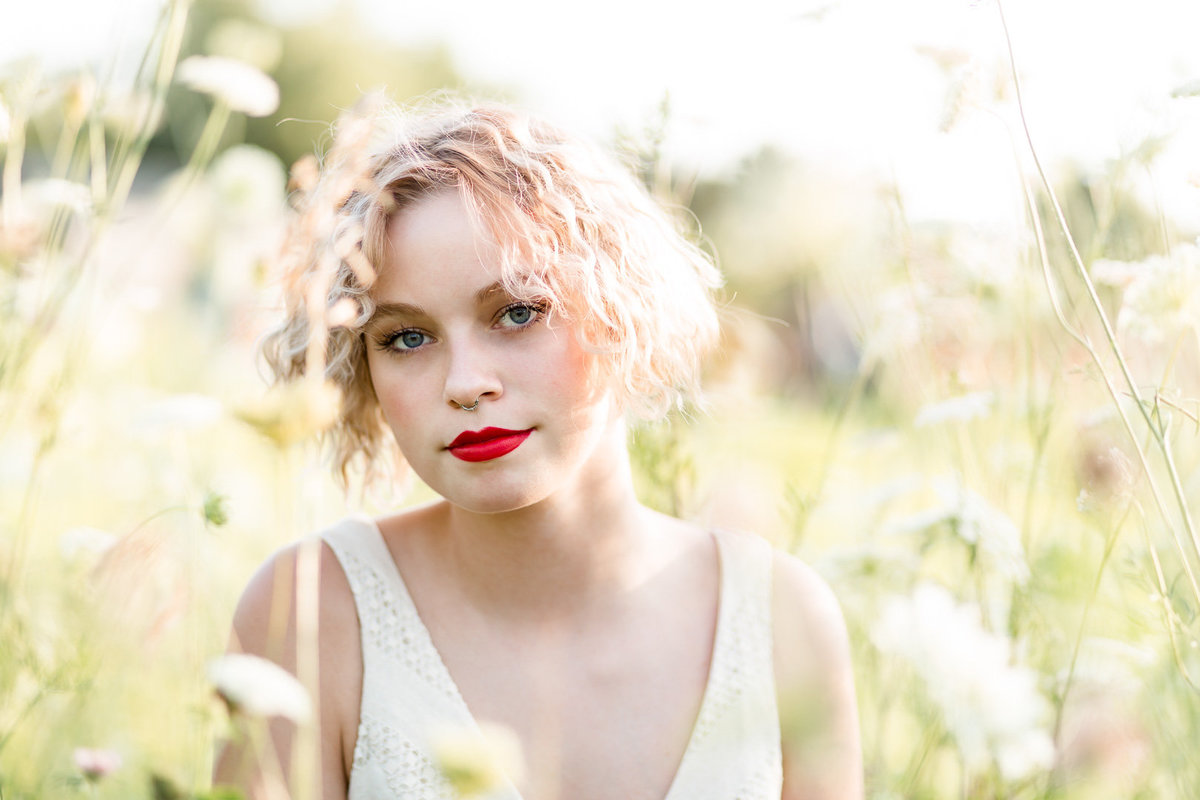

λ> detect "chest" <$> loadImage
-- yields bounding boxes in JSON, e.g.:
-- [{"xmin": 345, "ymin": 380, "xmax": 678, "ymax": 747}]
[
  {"xmin": 433, "ymin": 607, "xmax": 717, "ymax": 800},
  {"xmin": 328, "ymin": 523, "xmax": 783, "ymax": 800}
]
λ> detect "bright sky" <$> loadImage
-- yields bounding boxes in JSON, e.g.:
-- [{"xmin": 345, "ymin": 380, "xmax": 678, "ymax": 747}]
[{"xmin": 6, "ymin": 0, "xmax": 1200, "ymax": 228}]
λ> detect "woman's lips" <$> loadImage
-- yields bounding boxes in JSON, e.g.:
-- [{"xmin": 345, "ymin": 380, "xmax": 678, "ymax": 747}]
[{"xmin": 448, "ymin": 427, "xmax": 533, "ymax": 463}]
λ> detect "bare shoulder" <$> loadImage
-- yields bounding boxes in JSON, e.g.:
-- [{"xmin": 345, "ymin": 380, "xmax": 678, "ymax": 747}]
[
  {"xmin": 771, "ymin": 551, "xmax": 852, "ymax": 681},
  {"xmin": 216, "ymin": 527, "xmax": 363, "ymax": 798},
  {"xmin": 230, "ymin": 535, "xmax": 358, "ymax": 663},
  {"xmin": 771, "ymin": 550, "xmax": 863, "ymax": 800}
]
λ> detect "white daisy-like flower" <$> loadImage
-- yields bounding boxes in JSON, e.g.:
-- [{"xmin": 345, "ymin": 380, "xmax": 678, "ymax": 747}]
[
  {"xmin": 207, "ymin": 653, "xmax": 312, "ymax": 723},
  {"xmin": 177, "ymin": 56, "xmax": 279, "ymax": 117},
  {"xmin": 873, "ymin": 583, "xmax": 1055, "ymax": 781}
]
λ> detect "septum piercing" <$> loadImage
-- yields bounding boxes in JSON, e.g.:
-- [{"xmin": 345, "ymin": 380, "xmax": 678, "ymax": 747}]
[{"xmin": 458, "ymin": 400, "xmax": 479, "ymax": 412}]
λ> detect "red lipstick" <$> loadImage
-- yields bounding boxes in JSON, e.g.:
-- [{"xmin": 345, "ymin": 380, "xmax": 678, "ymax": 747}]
[{"xmin": 448, "ymin": 427, "xmax": 533, "ymax": 463}]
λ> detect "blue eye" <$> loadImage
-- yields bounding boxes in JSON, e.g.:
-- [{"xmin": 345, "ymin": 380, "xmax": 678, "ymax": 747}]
[
  {"xmin": 498, "ymin": 302, "xmax": 545, "ymax": 328},
  {"xmin": 383, "ymin": 329, "xmax": 431, "ymax": 352}
]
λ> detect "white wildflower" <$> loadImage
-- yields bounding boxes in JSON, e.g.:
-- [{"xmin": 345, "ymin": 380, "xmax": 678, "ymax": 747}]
[
  {"xmin": 208, "ymin": 653, "xmax": 312, "ymax": 723},
  {"xmin": 1090, "ymin": 258, "xmax": 1142, "ymax": 289},
  {"xmin": 1170, "ymin": 79, "xmax": 1200, "ymax": 99},
  {"xmin": 914, "ymin": 391, "xmax": 994, "ymax": 427},
  {"xmin": 209, "ymin": 144, "xmax": 286, "ymax": 220},
  {"xmin": 59, "ymin": 527, "xmax": 118, "ymax": 562},
  {"xmin": 938, "ymin": 477, "xmax": 1029, "ymax": 584},
  {"xmin": 431, "ymin": 721, "xmax": 525, "ymax": 797},
  {"xmin": 24, "ymin": 178, "xmax": 92, "ymax": 214},
  {"xmin": 177, "ymin": 56, "xmax": 279, "ymax": 117},
  {"xmin": 886, "ymin": 474, "xmax": 1029, "ymax": 585},
  {"xmin": 817, "ymin": 543, "xmax": 922, "ymax": 585},
  {"xmin": 1113, "ymin": 245, "xmax": 1200, "ymax": 345},
  {"xmin": 872, "ymin": 583, "xmax": 1055, "ymax": 781}
]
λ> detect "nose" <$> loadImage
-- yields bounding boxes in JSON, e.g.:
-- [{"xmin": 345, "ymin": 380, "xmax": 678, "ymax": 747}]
[{"xmin": 442, "ymin": 335, "xmax": 502, "ymax": 411}]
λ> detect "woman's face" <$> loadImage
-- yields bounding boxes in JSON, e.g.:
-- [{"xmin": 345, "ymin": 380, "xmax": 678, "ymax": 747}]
[{"xmin": 363, "ymin": 189, "xmax": 622, "ymax": 513}]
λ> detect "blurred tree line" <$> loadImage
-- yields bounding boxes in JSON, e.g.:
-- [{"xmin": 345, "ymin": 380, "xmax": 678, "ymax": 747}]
[{"xmin": 135, "ymin": 0, "xmax": 1173, "ymax": 408}]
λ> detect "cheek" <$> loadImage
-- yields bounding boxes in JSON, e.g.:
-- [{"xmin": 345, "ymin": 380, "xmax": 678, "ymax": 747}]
[
  {"xmin": 366, "ymin": 354, "xmax": 422, "ymax": 432},
  {"xmin": 537, "ymin": 336, "xmax": 612, "ymax": 427}
]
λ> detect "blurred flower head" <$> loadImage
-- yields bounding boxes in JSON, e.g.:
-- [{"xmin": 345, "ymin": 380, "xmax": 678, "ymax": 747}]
[
  {"xmin": 872, "ymin": 583, "xmax": 1054, "ymax": 781},
  {"xmin": 207, "ymin": 653, "xmax": 312, "ymax": 723},
  {"xmin": 1170, "ymin": 78, "xmax": 1200, "ymax": 99},
  {"xmin": 177, "ymin": 56, "xmax": 280, "ymax": 117},
  {"xmin": 1075, "ymin": 439, "xmax": 1134, "ymax": 513},
  {"xmin": 1100, "ymin": 244, "xmax": 1200, "ymax": 345},
  {"xmin": 887, "ymin": 474, "xmax": 1030, "ymax": 585},
  {"xmin": 235, "ymin": 380, "xmax": 342, "ymax": 447},
  {"xmin": 209, "ymin": 144, "xmax": 287, "ymax": 222},
  {"xmin": 914, "ymin": 390, "xmax": 994, "ymax": 427},
  {"xmin": 73, "ymin": 747, "xmax": 122, "ymax": 782},
  {"xmin": 431, "ymin": 721, "xmax": 525, "ymax": 797},
  {"xmin": 59, "ymin": 526, "xmax": 118, "ymax": 562},
  {"xmin": 23, "ymin": 178, "xmax": 93, "ymax": 216}
]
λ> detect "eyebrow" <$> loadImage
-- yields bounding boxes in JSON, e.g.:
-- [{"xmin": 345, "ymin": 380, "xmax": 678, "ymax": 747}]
[{"xmin": 368, "ymin": 281, "xmax": 509, "ymax": 323}]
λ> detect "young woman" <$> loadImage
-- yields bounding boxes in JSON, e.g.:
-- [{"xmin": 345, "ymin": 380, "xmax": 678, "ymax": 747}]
[{"xmin": 215, "ymin": 100, "xmax": 862, "ymax": 800}]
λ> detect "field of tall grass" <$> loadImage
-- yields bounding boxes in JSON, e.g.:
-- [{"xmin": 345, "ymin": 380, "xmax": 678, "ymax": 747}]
[{"xmin": 2, "ymin": 1, "xmax": 1199, "ymax": 798}]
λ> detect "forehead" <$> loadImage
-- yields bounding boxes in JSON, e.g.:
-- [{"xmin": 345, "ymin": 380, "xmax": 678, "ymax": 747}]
[{"xmin": 374, "ymin": 189, "xmax": 501, "ymax": 302}]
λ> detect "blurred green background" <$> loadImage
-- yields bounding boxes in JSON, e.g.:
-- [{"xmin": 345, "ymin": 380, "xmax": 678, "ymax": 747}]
[{"xmin": 3, "ymin": 0, "xmax": 1200, "ymax": 797}]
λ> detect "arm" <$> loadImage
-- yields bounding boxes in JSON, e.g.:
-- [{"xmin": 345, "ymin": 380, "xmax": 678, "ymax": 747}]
[
  {"xmin": 213, "ymin": 540, "xmax": 362, "ymax": 800},
  {"xmin": 772, "ymin": 553, "xmax": 863, "ymax": 800}
]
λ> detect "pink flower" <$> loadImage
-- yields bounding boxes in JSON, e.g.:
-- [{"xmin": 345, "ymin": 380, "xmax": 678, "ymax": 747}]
[{"xmin": 73, "ymin": 748, "xmax": 122, "ymax": 782}]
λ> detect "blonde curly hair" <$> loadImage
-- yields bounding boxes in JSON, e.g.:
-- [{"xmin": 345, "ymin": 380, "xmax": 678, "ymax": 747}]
[{"xmin": 262, "ymin": 97, "xmax": 722, "ymax": 487}]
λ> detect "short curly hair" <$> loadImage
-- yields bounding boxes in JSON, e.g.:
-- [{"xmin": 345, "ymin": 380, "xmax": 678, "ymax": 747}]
[{"xmin": 262, "ymin": 98, "xmax": 722, "ymax": 487}]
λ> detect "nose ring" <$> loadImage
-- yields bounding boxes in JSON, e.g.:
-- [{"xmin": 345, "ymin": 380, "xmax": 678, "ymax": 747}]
[{"xmin": 457, "ymin": 400, "xmax": 479, "ymax": 412}]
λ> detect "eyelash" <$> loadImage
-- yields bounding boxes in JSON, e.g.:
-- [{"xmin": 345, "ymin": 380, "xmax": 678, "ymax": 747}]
[{"xmin": 374, "ymin": 301, "xmax": 549, "ymax": 355}]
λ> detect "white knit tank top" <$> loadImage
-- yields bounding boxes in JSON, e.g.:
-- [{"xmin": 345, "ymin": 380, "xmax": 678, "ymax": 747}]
[{"xmin": 321, "ymin": 515, "xmax": 782, "ymax": 800}]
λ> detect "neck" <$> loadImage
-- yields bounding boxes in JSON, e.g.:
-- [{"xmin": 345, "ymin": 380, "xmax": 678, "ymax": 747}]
[{"xmin": 436, "ymin": 425, "xmax": 652, "ymax": 621}]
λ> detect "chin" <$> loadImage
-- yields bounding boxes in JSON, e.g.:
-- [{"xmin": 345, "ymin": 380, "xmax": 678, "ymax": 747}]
[
  {"xmin": 442, "ymin": 488, "xmax": 547, "ymax": 515},
  {"xmin": 427, "ymin": 471, "xmax": 555, "ymax": 515}
]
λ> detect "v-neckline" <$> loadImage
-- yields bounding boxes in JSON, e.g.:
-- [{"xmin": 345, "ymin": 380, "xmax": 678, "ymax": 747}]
[{"xmin": 362, "ymin": 517, "xmax": 730, "ymax": 800}]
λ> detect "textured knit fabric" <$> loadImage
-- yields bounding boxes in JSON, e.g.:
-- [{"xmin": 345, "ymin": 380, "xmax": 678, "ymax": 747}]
[{"xmin": 321, "ymin": 515, "xmax": 782, "ymax": 800}]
